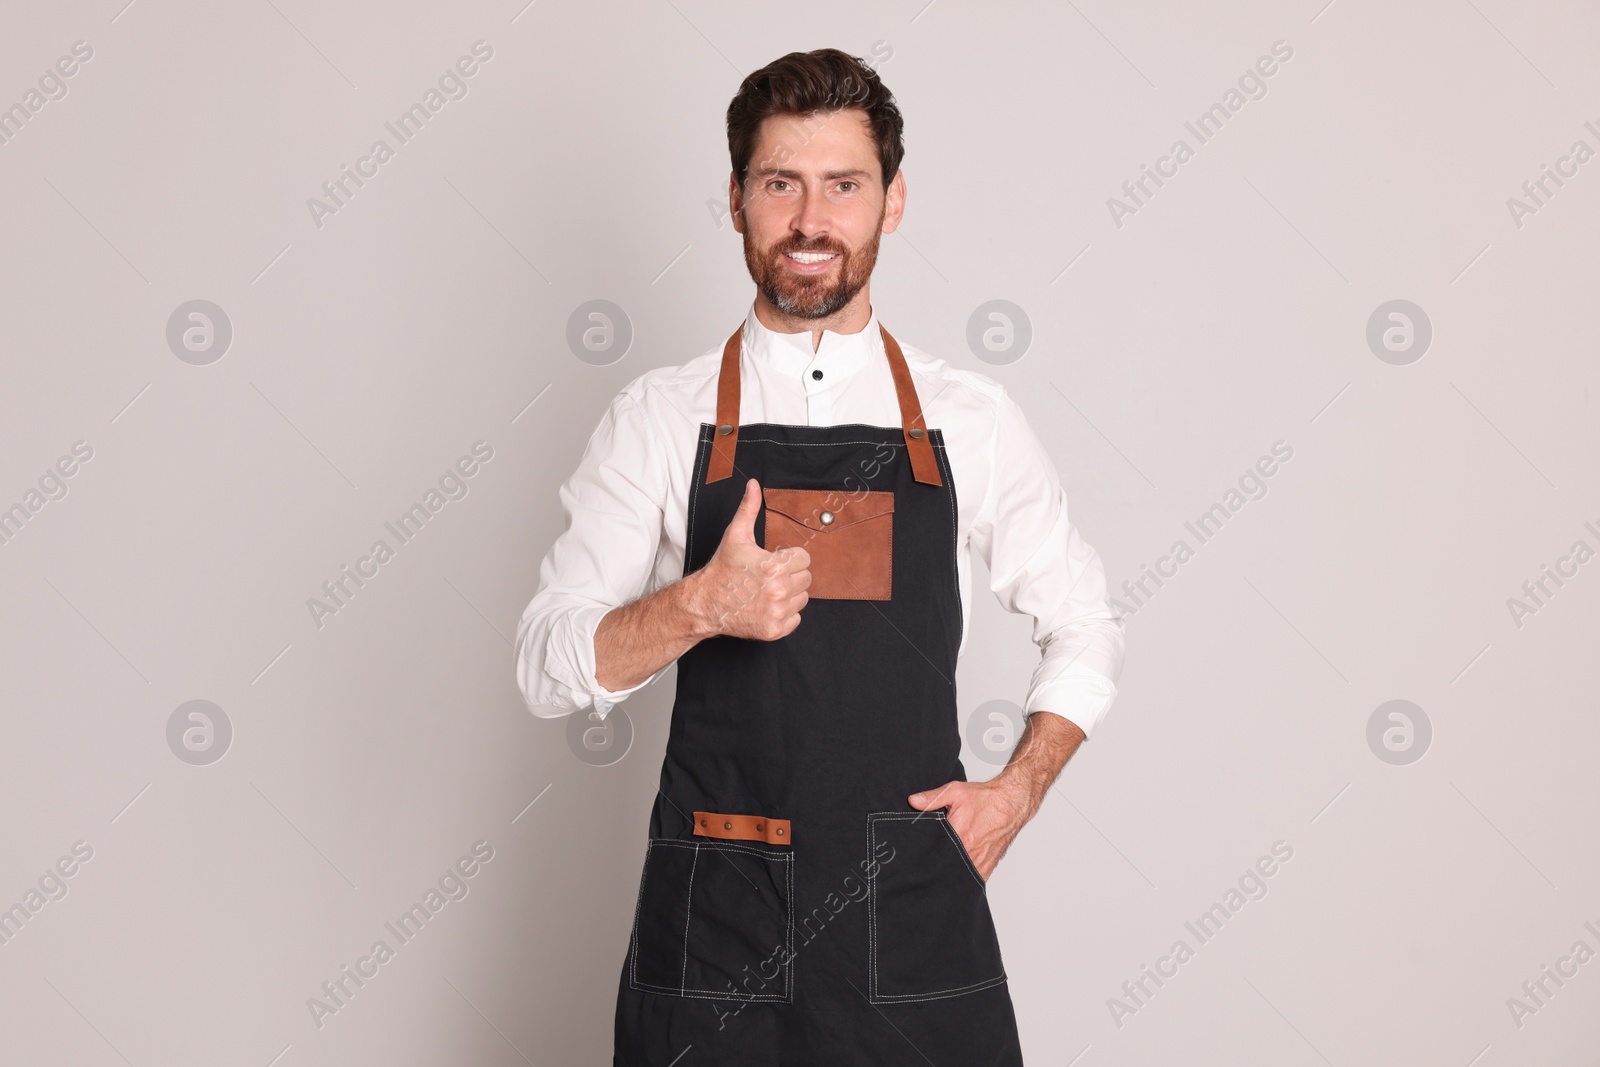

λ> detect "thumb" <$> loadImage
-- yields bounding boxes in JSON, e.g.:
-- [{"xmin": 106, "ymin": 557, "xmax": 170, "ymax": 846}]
[
  {"xmin": 722, "ymin": 478, "xmax": 762, "ymax": 545},
  {"xmin": 907, "ymin": 787, "xmax": 945, "ymax": 811}
]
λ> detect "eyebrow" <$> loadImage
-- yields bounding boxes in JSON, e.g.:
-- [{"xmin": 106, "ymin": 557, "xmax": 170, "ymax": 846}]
[{"xmin": 759, "ymin": 167, "xmax": 874, "ymax": 183}]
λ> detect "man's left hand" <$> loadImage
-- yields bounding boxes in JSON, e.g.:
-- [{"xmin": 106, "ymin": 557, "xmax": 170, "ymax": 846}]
[
  {"xmin": 906, "ymin": 777, "xmax": 1033, "ymax": 882},
  {"xmin": 906, "ymin": 710, "xmax": 1087, "ymax": 882}
]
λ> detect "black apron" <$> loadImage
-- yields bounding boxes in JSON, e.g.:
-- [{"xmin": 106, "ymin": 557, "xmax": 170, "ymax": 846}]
[{"xmin": 614, "ymin": 321, "xmax": 1024, "ymax": 1065}]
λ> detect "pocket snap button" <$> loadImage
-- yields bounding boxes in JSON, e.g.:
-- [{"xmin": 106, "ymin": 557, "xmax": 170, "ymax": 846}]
[
  {"xmin": 908, "ymin": 427, "xmax": 924, "ymax": 439},
  {"xmin": 716, "ymin": 423, "xmax": 733, "ymax": 436},
  {"xmin": 820, "ymin": 511, "xmax": 834, "ymax": 525}
]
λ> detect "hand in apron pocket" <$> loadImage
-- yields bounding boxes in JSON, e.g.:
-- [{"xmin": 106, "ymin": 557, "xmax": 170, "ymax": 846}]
[{"xmin": 866, "ymin": 810, "xmax": 1007, "ymax": 1003}]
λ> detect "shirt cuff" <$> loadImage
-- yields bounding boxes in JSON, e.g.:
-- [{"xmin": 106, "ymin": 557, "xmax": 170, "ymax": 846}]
[
  {"xmin": 548, "ymin": 602, "xmax": 658, "ymax": 719},
  {"xmin": 1025, "ymin": 662, "xmax": 1118, "ymax": 739}
]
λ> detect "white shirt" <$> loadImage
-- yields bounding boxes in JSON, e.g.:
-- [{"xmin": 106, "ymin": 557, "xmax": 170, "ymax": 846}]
[{"xmin": 514, "ymin": 302, "xmax": 1126, "ymax": 737}]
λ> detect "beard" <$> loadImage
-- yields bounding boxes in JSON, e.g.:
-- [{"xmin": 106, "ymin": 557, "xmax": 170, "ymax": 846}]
[{"xmin": 741, "ymin": 207, "xmax": 883, "ymax": 320}]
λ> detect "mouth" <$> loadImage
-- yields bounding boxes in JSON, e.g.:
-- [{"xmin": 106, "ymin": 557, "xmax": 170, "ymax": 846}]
[{"xmin": 781, "ymin": 249, "xmax": 840, "ymax": 274}]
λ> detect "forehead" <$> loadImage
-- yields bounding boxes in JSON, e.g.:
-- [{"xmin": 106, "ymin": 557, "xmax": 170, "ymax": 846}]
[{"xmin": 749, "ymin": 108, "xmax": 878, "ymax": 179}]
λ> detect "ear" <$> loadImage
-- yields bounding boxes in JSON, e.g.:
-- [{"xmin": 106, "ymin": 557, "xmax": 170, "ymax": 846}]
[
  {"xmin": 881, "ymin": 168, "xmax": 907, "ymax": 235},
  {"xmin": 728, "ymin": 171, "xmax": 746, "ymax": 234}
]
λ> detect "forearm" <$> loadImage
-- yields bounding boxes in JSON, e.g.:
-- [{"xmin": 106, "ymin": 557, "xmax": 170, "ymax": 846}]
[
  {"xmin": 993, "ymin": 710, "xmax": 1086, "ymax": 817},
  {"xmin": 593, "ymin": 571, "xmax": 716, "ymax": 692},
  {"xmin": 910, "ymin": 709, "xmax": 1088, "ymax": 880}
]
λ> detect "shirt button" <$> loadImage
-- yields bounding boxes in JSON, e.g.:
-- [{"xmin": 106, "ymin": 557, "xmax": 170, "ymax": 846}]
[{"xmin": 811, "ymin": 369, "xmax": 823, "ymax": 380}]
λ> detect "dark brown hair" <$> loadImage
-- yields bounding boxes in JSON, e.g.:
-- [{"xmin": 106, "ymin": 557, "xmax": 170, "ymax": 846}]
[{"xmin": 726, "ymin": 48, "xmax": 904, "ymax": 192}]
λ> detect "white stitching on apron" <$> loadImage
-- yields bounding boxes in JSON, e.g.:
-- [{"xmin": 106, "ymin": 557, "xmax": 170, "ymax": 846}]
[
  {"xmin": 864, "ymin": 811, "xmax": 1008, "ymax": 1004},
  {"xmin": 627, "ymin": 839, "xmax": 795, "ymax": 1002}
]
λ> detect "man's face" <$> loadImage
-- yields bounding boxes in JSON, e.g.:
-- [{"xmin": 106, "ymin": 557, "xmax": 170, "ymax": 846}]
[{"xmin": 732, "ymin": 108, "xmax": 905, "ymax": 321}]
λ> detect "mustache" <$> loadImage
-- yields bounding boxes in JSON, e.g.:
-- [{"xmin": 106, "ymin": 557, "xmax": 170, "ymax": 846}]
[{"xmin": 776, "ymin": 239, "xmax": 845, "ymax": 256}]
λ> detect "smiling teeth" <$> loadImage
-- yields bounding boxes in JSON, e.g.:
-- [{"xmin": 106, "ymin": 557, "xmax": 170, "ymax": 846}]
[{"xmin": 787, "ymin": 251, "xmax": 837, "ymax": 263}]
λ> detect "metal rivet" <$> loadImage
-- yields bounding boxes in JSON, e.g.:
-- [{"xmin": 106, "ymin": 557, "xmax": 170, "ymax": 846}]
[
  {"xmin": 776, "ymin": 828, "xmax": 785, "ymax": 836},
  {"xmin": 700, "ymin": 819, "xmax": 707, "ymax": 827},
  {"xmin": 724, "ymin": 821, "xmax": 733, "ymax": 831},
  {"xmin": 908, "ymin": 427, "xmax": 924, "ymax": 439},
  {"xmin": 716, "ymin": 423, "xmax": 733, "ymax": 436},
  {"xmin": 756, "ymin": 823, "xmax": 764, "ymax": 831},
  {"xmin": 819, "ymin": 510, "xmax": 834, "ymax": 525}
]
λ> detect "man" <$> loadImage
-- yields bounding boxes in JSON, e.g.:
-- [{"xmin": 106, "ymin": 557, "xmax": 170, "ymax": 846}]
[{"xmin": 516, "ymin": 47, "xmax": 1125, "ymax": 1064}]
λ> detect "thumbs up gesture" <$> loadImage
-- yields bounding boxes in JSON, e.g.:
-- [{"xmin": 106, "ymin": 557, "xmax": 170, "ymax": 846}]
[{"xmin": 699, "ymin": 478, "xmax": 811, "ymax": 641}]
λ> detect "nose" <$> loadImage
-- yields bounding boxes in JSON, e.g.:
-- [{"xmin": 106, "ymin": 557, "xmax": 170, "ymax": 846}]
[{"xmin": 792, "ymin": 188, "xmax": 831, "ymax": 243}]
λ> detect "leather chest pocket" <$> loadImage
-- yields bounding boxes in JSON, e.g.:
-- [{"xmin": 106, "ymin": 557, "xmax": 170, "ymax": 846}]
[
  {"xmin": 866, "ymin": 811, "xmax": 1007, "ymax": 1004},
  {"xmin": 762, "ymin": 488, "xmax": 893, "ymax": 600},
  {"xmin": 628, "ymin": 839, "xmax": 794, "ymax": 1002}
]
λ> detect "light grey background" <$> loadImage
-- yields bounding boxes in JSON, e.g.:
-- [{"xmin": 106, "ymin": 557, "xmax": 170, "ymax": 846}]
[{"xmin": 2, "ymin": 0, "xmax": 1596, "ymax": 1063}]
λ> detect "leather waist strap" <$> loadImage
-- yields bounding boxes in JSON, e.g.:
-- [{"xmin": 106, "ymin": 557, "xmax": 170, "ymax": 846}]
[
  {"xmin": 705, "ymin": 321, "xmax": 943, "ymax": 487},
  {"xmin": 692, "ymin": 811, "xmax": 791, "ymax": 845}
]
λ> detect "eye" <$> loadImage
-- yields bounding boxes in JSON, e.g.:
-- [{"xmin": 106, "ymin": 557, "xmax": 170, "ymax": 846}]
[{"xmin": 838, "ymin": 181, "xmax": 858, "ymax": 193}]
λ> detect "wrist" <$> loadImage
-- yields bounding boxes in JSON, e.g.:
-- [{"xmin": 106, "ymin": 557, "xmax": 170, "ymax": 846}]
[
  {"xmin": 676, "ymin": 569, "xmax": 723, "ymax": 641},
  {"xmin": 993, "ymin": 763, "xmax": 1046, "ymax": 820}
]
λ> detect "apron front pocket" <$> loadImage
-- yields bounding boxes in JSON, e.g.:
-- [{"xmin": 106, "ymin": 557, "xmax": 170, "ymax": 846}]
[
  {"xmin": 762, "ymin": 487, "xmax": 893, "ymax": 600},
  {"xmin": 866, "ymin": 811, "xmax": 1007, "ymax": 1003},
  {"xmin": 628, "ymin": 838, "xmax": 794, "ymax": 1002}
]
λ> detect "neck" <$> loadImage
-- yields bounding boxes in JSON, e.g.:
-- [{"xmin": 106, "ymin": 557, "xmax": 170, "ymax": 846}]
[{"xmin": 752, "ymin": 287, "xmax": 873, "ymax": 352}]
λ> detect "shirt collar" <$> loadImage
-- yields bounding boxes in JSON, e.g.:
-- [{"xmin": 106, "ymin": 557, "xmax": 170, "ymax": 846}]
[{"xmin": 742, "ymin": 301, "xmax": 882, "ymax": 386}]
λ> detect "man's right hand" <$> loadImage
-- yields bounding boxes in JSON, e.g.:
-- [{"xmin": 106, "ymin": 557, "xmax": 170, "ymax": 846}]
[
  {"xmin": 591, "ymin": 477, "xmax": 810, "ymax": 692},
  {"xmin": 693, "ymin": 477, "xmax": 811, "ymax": 641}
]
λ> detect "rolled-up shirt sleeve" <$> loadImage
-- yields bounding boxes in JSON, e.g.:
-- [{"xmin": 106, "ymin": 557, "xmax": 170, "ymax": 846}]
[
  {"xmin": 971, "ymin": 387, "xmax": 1126, "ymax": 738},
  {"xmin": 514, "ymin": 387, "xmax": 670, "ymax": 719}
]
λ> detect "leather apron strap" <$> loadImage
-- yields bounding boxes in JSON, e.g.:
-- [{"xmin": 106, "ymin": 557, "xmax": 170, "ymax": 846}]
[{"xmin": 704, "ymin": 321, "xmax": 943, "ymax": 487}]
